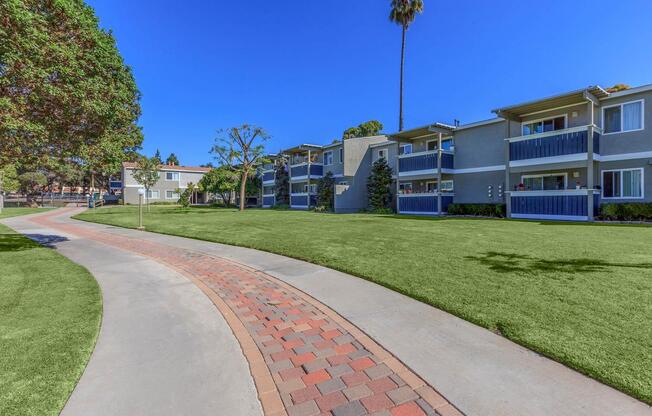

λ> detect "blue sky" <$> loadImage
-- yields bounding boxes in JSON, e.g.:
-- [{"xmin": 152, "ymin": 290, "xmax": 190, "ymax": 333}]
[{"xmin": 87, "ymin": 0, "xmax": 652, "ymax": 166}]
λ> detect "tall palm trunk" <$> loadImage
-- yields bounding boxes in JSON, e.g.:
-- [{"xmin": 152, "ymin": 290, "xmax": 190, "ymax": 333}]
[
  {"xmin": 239, "ymin": 172, "xmax": 247, "ymax": 211},
  {"xmin": 399, "ymin": 25, "xmax": 406, "ymax": 132}
]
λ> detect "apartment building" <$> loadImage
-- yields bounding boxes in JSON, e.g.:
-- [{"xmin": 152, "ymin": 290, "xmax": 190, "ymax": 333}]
[
  {"xmin": 263, "ymin": 135, "xmax": 388, "ymax": 212},
  {"xmin": 389, "ymin": 84, "xmax": 651, "ymax": 221},
  {"xmin": 121, "ymin": 162, "xmax": 211, "ymax": 204}
]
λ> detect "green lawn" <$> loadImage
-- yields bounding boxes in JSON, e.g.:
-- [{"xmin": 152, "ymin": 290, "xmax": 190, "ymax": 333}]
[
  {"xmin": 75, "ymin": 205, "xmax": 652, "ymax": 404},
  {"xmin": 0, "ymin": 222, "xmax": 102, "ymax": 416},
  {"xmin": 0, "ymin": 207, "xmax": 50, "ymax": 220}
]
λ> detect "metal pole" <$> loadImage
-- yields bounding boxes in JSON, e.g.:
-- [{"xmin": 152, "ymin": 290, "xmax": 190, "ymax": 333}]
[{"xmin": 138, "ymin": 194, "xmax": 144, "ymax": 230}]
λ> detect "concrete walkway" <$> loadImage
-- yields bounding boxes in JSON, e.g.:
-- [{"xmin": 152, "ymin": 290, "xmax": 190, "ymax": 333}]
[
  {"xmin": 3, "ymin": 208, "xmax": 650, "ymax": 416},
  {"xmin": 2, "ymin": 211, "xmax": 261, "ymax": 416}
]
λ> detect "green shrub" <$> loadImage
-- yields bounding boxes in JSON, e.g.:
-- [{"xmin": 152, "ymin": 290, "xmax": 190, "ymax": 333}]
[
  {"xmin": 313, "ymin": 205, "xmax": 330, "ymax": 213},
  {"xmin": 447, "ymin": 203, "xmax": 506, "ymax": 217},
  {"xmin": 271, "ymin": 204, "xmax": 290, "ymax": 210},
  {"xmin": 600, "ymin": 203, "xmax": 652, "ymax": 221}
]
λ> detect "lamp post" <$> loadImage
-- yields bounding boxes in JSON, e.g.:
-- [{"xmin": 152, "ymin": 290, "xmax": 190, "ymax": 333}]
[{"xmin": 137, "ymin": 188, "xmax": 145, "ymax": 230}]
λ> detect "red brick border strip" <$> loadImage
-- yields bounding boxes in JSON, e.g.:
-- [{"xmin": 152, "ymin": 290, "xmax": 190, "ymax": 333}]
[{"xmin": 31, "ymin": 209, "xmax": 464, "ymax": 416}]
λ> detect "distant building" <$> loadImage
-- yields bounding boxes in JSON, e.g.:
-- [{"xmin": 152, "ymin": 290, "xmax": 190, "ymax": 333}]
[{"xmin": 121, "ymin": 162, "xmax": 211, "ymax": 204}]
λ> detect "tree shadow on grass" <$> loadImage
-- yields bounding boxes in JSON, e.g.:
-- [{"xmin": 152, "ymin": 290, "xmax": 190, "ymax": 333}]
[
  {"xmin": 0, "ymin": 234, "xmax": 40, "ymax": 252},
  {"xmin": 465, "ymin": 251, "xmax": 652, "ymax": 274}
]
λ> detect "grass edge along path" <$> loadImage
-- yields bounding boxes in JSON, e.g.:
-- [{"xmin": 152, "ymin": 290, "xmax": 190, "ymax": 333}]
[
  {"xmin": 74, "ymin": 206, "xmax": 652, "ymax": 404},
  {"xmin": 0, "ymin": 222, "xmax": 102, "ymax": 416}
]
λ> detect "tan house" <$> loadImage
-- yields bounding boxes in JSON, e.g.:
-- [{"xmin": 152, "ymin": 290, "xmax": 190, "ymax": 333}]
[{"xmin": 121, "ymin": 162, "xmax": 211, "ymax": 204}]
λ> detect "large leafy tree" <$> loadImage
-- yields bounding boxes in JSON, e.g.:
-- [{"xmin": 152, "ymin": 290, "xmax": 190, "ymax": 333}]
[
  {"xmin": 211, "ymin": 125, "xmax": 270, "ymax": 211},
  {"xmin": 367, "ymin": 157, "xmax": 394, "ymax": 212},
  {"xmin": 132, "ymin": 156, "xmax": 160, "ymax": 211},
  {"xmin": 342, "ymin": 120, "xmax": 384, "ymax": 140},
  {"xmin": 389, "ymin": 0, "xmax": 424, "ymax": 132},
  {"xmin": 198, "ymin": 166, "xmax": 239, "ymax": 206},
  {"xmin": 0, "ymin": 0, "xmax": 143, "ymax": 169}
]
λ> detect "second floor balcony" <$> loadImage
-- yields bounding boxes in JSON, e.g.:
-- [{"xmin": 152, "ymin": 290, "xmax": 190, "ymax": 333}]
[
  {"xmin": 290, "ymin": 163, "xmax": 323, "ymax": 178},
  {"xmin": 508, "ymin": 125, "xmax": 600, "ymax": 166},
  {"xmin": 262, "ymin": 171, "xmax": 275, "ymax": 183},
  {"xmin": 398, "ymin": 151, "xmax": 454, "ymax": 176}
]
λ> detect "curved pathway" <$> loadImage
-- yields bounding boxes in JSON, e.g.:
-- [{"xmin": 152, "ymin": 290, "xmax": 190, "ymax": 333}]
[{"xmin": 3, "ymin": 208, "xmax": 650, "ymax": 416}]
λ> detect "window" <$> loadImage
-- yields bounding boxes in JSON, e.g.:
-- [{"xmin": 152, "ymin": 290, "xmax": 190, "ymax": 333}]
[
  {"xmin": 323, "ymin": 151, "xmax": 333, "ymax": 165},
  {"xmin": 166, "ymin": 190, "xmax": 179, "ymax": 200},
  {"xmin": 339, "ymin": 148, "xmax": 344, "ymax": 163},
  {"xmin": 603, "ymin": 100, "xmax": 644, "ymax": 134},
  {"xmin": 440, "ymin": 180, "xmax": 454, "ymax": 192},
  {"xmin": 522, "ymin": 116, "xmax": 566, "ymax": 135},
  {"xmin": 399, "ymin": 144, "xmax": 412, "ymax": 155},
  {"xmin": 427, "ymin": 139, "xmax": 453, "ymax": 151},
  {"xmin": 377, "ymin": 149, "xmax": 388, "ymax": 160},
  {"xmin": 146, "ymin": 190, "xmax": 160, "ymax": 199},
  {"xmin": 338, "ymin": 181, "xmax": 348, "ymax": 186},
  {"xmin": 165, "ymin": 172, "xmax": 179, "ymax": 181},
  {"xmin": 303, "ymin": 184, "xmax": 317, "ymax": 194},
  {"xmin": 602, "ymin": 168, "xmax": 643, "ymax": 199},
  {"xmin": 427, "ymin": 180, "xmax": 454, "ymax": 193},
  {"xmin": 399, "ymin": 182, "xmax": 412, "ymax": 194},
  {"xmin": 521, "ymin": 173, "xmax": 566, "ymax": 191}
]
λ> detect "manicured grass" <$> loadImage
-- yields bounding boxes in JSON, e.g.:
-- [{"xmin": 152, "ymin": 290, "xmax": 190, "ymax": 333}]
[
  {"xmin": 0, "ymin": 207, "xmax": 50, "ymax": 219},
  {"xmin": 75, "ymin": 205, "xmax": 652, "ymax": 404},
  {"xmin": 0, "ymin": 223, "xmax": 102, "ymax": 416}
]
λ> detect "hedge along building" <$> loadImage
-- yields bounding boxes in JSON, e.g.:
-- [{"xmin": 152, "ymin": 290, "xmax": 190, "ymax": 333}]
[{"xmin": 388, "ymin": 83, "xmax": 652, "ymax": 221}]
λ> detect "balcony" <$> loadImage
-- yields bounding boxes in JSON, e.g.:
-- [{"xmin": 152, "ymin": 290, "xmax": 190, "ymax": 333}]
[
  {"xmin": 397, "ymin": 193, "xmax": 454, "ymax": 215},
  {"xmin": 290, "ymin": 163, "xmax": 323, "ymax": 179},
  {"xmin": 508, "ymin": 126, "xmax": 600, "ymax": 167},
  {"xmin": 398, "ymin": 151, "xmax": 454, "ymax": 177},
  {"xmin": 510, "ymin": 189, "xmax": 600, "ymax": 221},
  {"xmin": 262, "ymin": 195, "xmax": 275, "ymax": 207},
  {"xmin": 290, "ymin": 193, "xmax": 317, "ymax": 209},
  {"xmin": 262, "ymin": 171, "xmax": 275, "ymax": 183}
]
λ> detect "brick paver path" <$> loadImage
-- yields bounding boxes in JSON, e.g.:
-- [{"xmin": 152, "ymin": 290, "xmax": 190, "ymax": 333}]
[{"xmin": 31, "ymin": 209, "xmax": 463, "ymax": 416}]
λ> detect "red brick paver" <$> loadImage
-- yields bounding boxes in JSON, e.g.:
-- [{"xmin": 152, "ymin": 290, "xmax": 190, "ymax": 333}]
[{"xmin": 30, "ymin": 209, "xmax": 463, "ymax": 416}]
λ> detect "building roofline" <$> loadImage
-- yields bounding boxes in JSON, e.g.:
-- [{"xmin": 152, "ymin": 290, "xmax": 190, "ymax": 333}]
[
  {"xmin": 601, "ymin": 83, "xmax": 652, "ymax": 100},
  {"xmin": 122, "ymin": 161, "xmax": 211, "ymax": 173}
]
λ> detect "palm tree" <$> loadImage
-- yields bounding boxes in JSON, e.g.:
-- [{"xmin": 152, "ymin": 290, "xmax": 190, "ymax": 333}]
[{"xmin": 389, "ymin": 0, "xmax": 424, "ymax": 132}]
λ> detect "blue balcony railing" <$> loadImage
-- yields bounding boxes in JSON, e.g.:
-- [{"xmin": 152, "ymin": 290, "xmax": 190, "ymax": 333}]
[
  {"xmin": 510, "ymin": 191, "xmax": 599, "ymax": 219},
  {"xmin": 263, "ymin": 196, "xmax": 275, "ymax": 206},
  {"xmin": 262, "ymin": 171, "xmax": 275, "ymax": 182},
  {"xmin": 509, "ymin": 127, "xmax": 601, "ymax": 161},
  {"xmin": 290, "ymin": 194, "xmax": 317, "ymax": 207},
  {"xmin": 109, "ymin": 181, "xmax": 122, "ymax": 189},
  {"xmin": 290, "ymin": 164, "xmax": 323, "ymax": 177},
  {"xmin": 398, "ymin": 194, "xmax": 453, "ymax": 214},
  {"xmin": 398, "ymin": 152, "xmax": 454, "ymax": 173}
]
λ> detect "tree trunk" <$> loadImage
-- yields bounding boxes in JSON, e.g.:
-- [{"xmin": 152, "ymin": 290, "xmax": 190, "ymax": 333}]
[
  {"xmin": 239, "ymin": 172, "xmax": 247, "ymax": 211},
  {"xmin": 399, "ymin": 25, "xmax": 406, "ymax": 132}
]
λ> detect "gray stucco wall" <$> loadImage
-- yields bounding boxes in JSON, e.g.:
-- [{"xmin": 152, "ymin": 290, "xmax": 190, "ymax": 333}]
[
  {"xmin": 599, "ymin": 90, "xmax": 651, "ymax": 156},
  {"xmin": 333, "ymin": 136, "xmax": 389, "ymax": 212},
  {"xmin": 323, "ymin": 145, "xmax": 344, "ymax": 177},
  {"xmin": 453, "ymin": 171, "xmax": 505, "ymax": 204},
  {"xmin": 453, "ymin": 121, "xmax": 507, "ymax": 169}
]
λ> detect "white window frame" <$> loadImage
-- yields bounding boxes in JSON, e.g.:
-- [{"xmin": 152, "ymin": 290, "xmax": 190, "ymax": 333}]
[
  {"xmin": 426, "ymin": 138, "xmax": 453, "ymax": 151},
  {"xmin": 165, "ymin": 172, "xmax": 180, "ymax": 181},
  {"xmin": 303, "ymin": 183, "xmax": 317, "ymax": 194},
  {"xmin": 426, "ymin": 180, "xmax": 453, "ymax": 193},
  {"xmin": 521, "ymin": 172, "xmax": 568, "ymax": 190},
  {"xmin": 146, "ymin": 189, "xmax": 160, "ymax": 199},
  {"xmin": 165, "ymin": 190, "xmax": 179, "ymax": 200},
  {"xmin": 601, "ymin": 99, "xmax": 645, "ymax": 135},
  {"xmin": 323, "ymin": 151, "xmax": 333, "ymax": 166},
  {"xmin": 339, "ymin": 148, "xmax": 344, "ymax": 164},
  {"xmin": 399, "ymin": 144, "xmax": 412, "ymax": 155},
  {"xmin": 521, "ymin": 114, "xmax": 568, "ymax": 136},
  {"xmin": 377, "ymin": 149, "xmax": 388, "ymax": 161},
  {"xmin": 601, "ymin": 168, "xmax": 644, "ymax": 199},
  {"xmin": 338, "ymin": 180, "xmax": 348, "ymax": 186}
]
